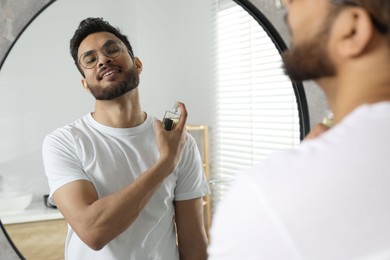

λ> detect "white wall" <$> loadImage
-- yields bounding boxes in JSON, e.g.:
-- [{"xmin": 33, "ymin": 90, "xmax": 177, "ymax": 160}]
[
  {"xmin": 132, "ymin": 0, "xmax": 214, "ymax": 125},
  {"xmin": 0, "ymin": 0, "xmax": 214, "ymax": 200}
]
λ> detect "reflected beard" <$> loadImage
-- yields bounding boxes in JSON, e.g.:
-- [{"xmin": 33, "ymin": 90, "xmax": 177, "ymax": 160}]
[
  {"xmin": 282, "ymin": 17, "xmax": 336, "ymax": 82},
  {"xmin": 87, "ymin": 65, "xmax": 140, "ymax": 100}
]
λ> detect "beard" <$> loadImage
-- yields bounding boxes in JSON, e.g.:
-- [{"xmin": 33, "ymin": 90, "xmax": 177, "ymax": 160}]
[
  {"xmin": 282, "ymin": 14, "xmax": 337, "ymax": 82},
  {"xmin": 87, "ymin": 64, "xmax": 140, "ymax": 100}
]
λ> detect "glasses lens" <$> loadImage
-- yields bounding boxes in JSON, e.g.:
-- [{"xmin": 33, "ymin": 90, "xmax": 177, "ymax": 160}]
[
  {"xmin": 102, "ymin": 41, "xmax": 122, "ymax": 58},
  {"xmin": 79, "ymin": 41, "xmax": 123, "ymax": 69},
  {"xmin": 80, "ymin": 51, "xmax": 98, "ymax": 69}
]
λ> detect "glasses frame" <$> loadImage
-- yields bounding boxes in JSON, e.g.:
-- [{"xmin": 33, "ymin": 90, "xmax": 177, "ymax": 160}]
[{"xmin": 78, "ymin": 40, "xmax": 125, "ymax": 69}]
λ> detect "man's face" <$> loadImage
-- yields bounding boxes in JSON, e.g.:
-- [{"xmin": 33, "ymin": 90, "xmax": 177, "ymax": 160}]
[
  {"xmin": 281, "ymin": 0, "xmax": 337, "ymax": 82},
  {"xmin": 78, "ymin": 32, "xmax": 140, "ymax": 100}
]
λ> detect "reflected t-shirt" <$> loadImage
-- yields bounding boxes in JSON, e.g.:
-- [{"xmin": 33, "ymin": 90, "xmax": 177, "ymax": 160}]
[{"xmin": 43, "ymin": 113, "xmax": 209, "ymax": 260}]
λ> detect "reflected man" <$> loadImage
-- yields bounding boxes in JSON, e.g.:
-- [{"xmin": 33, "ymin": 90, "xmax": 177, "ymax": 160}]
[{"xmin": 42, "ymin": 17, "xmax": 209, "ymax": 260}]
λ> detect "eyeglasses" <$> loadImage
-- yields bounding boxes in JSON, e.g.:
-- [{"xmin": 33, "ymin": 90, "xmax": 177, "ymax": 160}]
[{"xmin": 78, "ymin": 40, "xmax": 124, "ymax": 69}]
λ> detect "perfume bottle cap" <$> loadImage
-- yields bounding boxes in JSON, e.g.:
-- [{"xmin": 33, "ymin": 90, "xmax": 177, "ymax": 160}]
[{"xmin": 172, "ymin": 102, "xmax": 180, "ymax": 115}]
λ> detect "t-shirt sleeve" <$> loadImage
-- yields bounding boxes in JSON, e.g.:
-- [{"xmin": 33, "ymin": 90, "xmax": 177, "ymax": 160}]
[
  {"xmin": 174, "ymin": 134, "xmax": 210, "ymax": 201},
  {"xmin": 42, "ymin": 129, "xmax": 90, "ymax": 205}
]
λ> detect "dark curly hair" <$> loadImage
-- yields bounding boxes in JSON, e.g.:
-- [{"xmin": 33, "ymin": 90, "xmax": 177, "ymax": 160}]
[{"xmin": 70, "ymin": 17, "xmax": 135, "ymax": 76}]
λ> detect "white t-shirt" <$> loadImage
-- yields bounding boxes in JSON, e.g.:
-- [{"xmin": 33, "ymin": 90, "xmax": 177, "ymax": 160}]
[
  {"xmin": 43, "ymin": 113, "xmax": 209, "ymax": 260},
  {"xmin": 208, "ymin": 102, "xmax": 390, "ymax": 260}
]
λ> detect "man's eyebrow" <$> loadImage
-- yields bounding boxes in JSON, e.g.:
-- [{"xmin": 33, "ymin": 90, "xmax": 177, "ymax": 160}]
[
  {"xmin": 80, "ymin": 40, "xmax": 117, "ymax": 56},
  {"xmin": 102, "ymin": 39, "xmax": 119, "ymax": 47},
  {"xmin": 81, "ymin": 49, "xmax": 94, "ymax": 56}
]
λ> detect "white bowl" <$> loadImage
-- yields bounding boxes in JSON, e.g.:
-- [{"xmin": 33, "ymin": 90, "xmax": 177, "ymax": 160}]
[{"xmin": 0, "ymin": 193, "xmax": 33, "ymax": 214}]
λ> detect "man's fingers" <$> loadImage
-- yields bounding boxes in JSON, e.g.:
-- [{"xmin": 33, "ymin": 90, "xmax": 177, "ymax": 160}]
[{"xmin": 176, "ymin": 102, "xmax": 188, "ymax": 130}]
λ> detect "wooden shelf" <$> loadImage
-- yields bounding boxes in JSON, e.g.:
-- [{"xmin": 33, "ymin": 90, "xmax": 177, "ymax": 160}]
[
  {"xmin": 186, "ymin": 125, "xmax": 211, "ymax": 237},
  {"xmin": 5, "ymin": 218, "xmax": 67, "ymax": 260}
]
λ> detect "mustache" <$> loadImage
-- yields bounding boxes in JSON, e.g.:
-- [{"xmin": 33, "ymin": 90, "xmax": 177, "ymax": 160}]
[{"xmin": 96, "ymin": 64, "xmax": 122, "ymax": 81}]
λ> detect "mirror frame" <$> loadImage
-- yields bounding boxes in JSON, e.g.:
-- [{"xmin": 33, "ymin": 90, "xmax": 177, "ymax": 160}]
[
  {"xmin": 0, "ymin": 0, "xmax": 55, "ymax": 71},
  {"xmin": 233, "ymin": 0, "xmax": 310, "ymax": 139},
  {"xmin": 0, "ymin": 0, "xmax": 310, "ymax": 254},
  {"xmin": 0, "ymin": 219, "xmax": 25, "ymax": 259}
]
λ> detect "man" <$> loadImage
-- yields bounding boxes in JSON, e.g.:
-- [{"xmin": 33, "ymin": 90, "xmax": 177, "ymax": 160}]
[
  {"xmin": 42, "ymin": 17, "xmax": 209, "ymax": 260},
  {"xmin": 208, "ymin": 0, "xmax": 390, "ymax": 259}
]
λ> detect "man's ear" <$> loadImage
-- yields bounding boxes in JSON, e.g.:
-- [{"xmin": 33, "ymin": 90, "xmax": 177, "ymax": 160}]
[
  {"xmin": 134, "ymin": 57, "xmax": 143, "ymax": 74},
  {"xmin": 334, "ymin": 7, "xmax": 374, "ymax": 58},
  {"xmin": 81, "ymin": 79, "xmax": 91, "ymax": 93}
]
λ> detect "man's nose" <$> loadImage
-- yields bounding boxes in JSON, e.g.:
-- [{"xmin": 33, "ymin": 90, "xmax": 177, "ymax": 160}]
[{"xmin": 97, "ymin": 52, "xmax": 112, "ymax": 68}]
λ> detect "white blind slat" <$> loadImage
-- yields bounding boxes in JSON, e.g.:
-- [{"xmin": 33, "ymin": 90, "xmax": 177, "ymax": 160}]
[{"xmin": 211, "ymin": 0, "xmax": 301, "ymax": 214}]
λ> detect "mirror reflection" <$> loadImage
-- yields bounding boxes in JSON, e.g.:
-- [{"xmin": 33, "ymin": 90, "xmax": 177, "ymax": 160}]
[{"xmin": 0, "ymin": 0, "xmax": 214, "ymax": 202}]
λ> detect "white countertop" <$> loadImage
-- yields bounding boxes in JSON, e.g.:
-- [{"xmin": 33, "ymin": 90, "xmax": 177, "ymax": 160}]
[{"xmin": 1, "ymin": 201, "xmax": 64, "ymax": 225}]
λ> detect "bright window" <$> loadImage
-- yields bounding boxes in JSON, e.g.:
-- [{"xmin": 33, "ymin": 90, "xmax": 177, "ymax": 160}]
[{"xmin": 210, "ymin": 0, "xmax": 301, "ymax": 210}]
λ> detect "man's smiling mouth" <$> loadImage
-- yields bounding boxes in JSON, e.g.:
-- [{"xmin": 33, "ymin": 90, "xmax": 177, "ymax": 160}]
[
  {"xmin": 98, "ymin": 66, "xmax": 121, "ymax": 80},
  {"xmin": 103, "ymin": 70, "xmax": 118, "ymax": 79}
]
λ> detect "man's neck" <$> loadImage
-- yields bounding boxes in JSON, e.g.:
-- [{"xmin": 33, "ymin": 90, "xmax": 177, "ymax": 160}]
[
  {"xmin": 319, "ymin": 73, "xmax": 390, "ymax": 125},
  {"xmin": 92, "ymin": 90, "xmax": 146, "ymax": 128},
  {"xmin": 318, "ymin": 43, "xmax": 390, "ymax": 124}
]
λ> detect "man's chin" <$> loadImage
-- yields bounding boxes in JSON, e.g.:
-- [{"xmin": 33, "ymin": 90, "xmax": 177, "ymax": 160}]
[
  {"xmin": 282, "ymin": 48, "xmax": 336, "ymax": 82},
  {"xmin": 92, "ymin": 82, "xmax": 139, "ymax": 101},
  {"xmin": 89, "ymin": 64, "xmax": 140, "ymax": 100}
]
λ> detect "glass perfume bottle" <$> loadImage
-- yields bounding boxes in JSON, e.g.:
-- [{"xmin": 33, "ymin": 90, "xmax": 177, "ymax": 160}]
[{"xmin": 162, "ymin": 103, "xmax": 180, "ymax": 130}]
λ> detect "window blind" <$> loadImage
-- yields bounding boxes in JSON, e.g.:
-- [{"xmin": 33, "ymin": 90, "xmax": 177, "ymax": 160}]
[{"xmin": 210, "ymin": 0, "xmax": 301, "ymax": 212}]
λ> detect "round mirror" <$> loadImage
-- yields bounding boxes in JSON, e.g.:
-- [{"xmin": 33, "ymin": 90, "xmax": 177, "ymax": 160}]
[{"xmin": 0, "ymin": 0, "xmax": 309, "ymax": 258}]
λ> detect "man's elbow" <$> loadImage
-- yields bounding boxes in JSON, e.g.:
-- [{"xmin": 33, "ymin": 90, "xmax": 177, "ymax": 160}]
[
  {"xmin": 78, "ymin": 229, "xmax": 109, "ymax": 251},
  {"xmin": 87, "ymin": 240, "xmax": 106, "ymax": 251}
]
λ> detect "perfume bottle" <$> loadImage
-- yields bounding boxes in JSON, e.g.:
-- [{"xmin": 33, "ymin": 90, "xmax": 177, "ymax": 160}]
[{"xmin": 162, "ymin": 103, "xmax": 180, "ymax": 130}]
